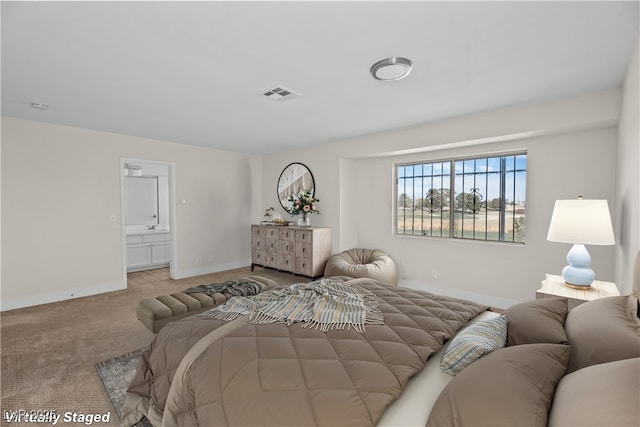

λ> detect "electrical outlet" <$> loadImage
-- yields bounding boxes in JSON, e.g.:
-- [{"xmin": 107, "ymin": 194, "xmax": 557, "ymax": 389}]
[{"xmin": 431, "ymin": 270, "xmax": 438, "ymax": 279}]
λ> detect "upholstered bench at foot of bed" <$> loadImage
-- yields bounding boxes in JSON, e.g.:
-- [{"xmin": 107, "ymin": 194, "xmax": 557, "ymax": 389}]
[{"xmin": 137, "ymin": 275, "xmax": 277, "ymax": 333}]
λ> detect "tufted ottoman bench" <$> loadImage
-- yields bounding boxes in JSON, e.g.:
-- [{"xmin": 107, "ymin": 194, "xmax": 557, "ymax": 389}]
[{"xmin": 137, "ymin": 275, "xmax": 277, "ymax": 333}]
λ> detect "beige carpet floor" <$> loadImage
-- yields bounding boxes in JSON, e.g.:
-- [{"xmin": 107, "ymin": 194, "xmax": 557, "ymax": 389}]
[{"xmin": 0, "ymin": 266, "xmax": 306, "ymax": 427}]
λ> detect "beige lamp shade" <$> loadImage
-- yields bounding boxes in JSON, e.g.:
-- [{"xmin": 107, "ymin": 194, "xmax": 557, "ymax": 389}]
[{"xmin": 547, "ymin": 199, "xmax": 615, "ymax": 245}]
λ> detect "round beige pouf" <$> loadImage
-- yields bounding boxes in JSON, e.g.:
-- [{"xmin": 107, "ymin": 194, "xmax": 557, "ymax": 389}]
[{"xmin": 324, "ymin": 248, "xmax": 398, "ymax": 285}]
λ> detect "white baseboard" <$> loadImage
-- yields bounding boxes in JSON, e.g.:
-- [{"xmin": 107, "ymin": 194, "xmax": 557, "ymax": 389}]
[
  {"xmin": 399, "ymin": 279, "xmax": 521, "ymax": 310},
  {"xmin": 172, "ymin": 259, "xmax": 250, "ymax": 280},
  {"xmin": 1, "ymin": 280, "xmax": 126, "ymax": 312}
]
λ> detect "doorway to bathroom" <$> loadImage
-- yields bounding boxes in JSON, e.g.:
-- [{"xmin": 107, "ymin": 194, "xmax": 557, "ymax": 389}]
[{"xmin": 120, "ymin": 159, "xmax": 176, "ymax": 282}]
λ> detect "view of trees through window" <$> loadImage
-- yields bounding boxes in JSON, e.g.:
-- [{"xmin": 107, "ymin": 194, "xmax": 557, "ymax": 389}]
[{"xmin": 396, "ymin": 153, "xmax": 527, "ymax": 243}]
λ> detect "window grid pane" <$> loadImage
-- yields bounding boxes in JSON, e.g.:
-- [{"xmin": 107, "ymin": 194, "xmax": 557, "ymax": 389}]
[
  {"xmin": 396, "ymin": 160, "xmax": 451, "ymax": 237},
  {"xmin": 396, "ymin": 153, "xmax": 526, "ymax": 243}
]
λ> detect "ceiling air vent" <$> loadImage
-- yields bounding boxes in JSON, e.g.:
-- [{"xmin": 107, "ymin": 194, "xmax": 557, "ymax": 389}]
[{"xmin": 260, "ymin": 85, "xmax": 300, "ymax": 101}]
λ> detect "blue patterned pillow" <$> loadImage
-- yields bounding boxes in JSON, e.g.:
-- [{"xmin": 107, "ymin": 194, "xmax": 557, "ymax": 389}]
[{"xmin": 440, "ymin": 315, "xmax": 508, "ymax": 376}]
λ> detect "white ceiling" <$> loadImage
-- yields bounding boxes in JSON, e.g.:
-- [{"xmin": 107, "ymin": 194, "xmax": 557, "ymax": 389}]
[{"xmin": 2, "ymin": 1, "xmax": 638, "ymax": 154}]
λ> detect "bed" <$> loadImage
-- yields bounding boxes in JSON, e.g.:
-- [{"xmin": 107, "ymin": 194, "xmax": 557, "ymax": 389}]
[
  {"xmin": 121, "ymin": 261, "xmax": 640, "ymax": 427},
  {"xmin": 120, "ymin": 276, "xmax": 488, "ymax": 426}
]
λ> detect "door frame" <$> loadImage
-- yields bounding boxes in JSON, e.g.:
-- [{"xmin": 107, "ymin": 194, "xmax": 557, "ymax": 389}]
[{"xmin": 120, "ymin": 158, "xmax": 177, "ymax": 282}]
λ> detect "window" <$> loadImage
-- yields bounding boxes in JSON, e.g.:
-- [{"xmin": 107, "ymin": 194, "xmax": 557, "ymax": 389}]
[{"xmin": 396, "ymin": 152, "xmax": 526, "ymax": 243}]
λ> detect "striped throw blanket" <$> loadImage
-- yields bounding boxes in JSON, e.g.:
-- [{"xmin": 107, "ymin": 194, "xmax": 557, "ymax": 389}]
[
  {"xmin": 199, "ymin": 279, "xmax": 384, "ymax": 333},
  {"xmin": 183, "ymin": 279, "xmax": 264, "ymax": 297}
]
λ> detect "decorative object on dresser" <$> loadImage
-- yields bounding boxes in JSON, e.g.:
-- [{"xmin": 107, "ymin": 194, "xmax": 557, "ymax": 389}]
[
  {"xmin": 536, "ymin": 273, "xmax": 619, "ymax": 310},
  {"xmin": 287, "ymin": 191, "xmax": 319, "ymax": 227},
  {"xmin": 261, "ymin": 207, "xmax": 290, "ymax": 226},
  {"xmin": 546, "ymin": 197, "xmax": 615, "ymax": 288},
  {"xmin": 251, "ymin": 225, "xmax": 331, "ymax": 279},
  {"xmin": 263, "ymin": 206, "xmax": 274, "ymax": 220}
]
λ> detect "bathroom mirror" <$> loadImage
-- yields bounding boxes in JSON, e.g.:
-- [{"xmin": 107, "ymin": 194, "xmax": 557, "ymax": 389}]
[
  {"xmin": 277, "ymin": 162, "xmax": 315, "ymax": 212},
  {"xmin": 126, "ymin": 176, "xmax": 159, "ymax": 226}
]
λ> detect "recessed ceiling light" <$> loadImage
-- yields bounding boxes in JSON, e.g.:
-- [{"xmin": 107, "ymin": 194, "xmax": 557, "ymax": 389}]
[
  {"xmin": 370, "ymin": 57, "xmax": 413, "ymax": 81},
  {"xmin": 30, "ymin": 102, "xmax": 49, "ymax": 110}
]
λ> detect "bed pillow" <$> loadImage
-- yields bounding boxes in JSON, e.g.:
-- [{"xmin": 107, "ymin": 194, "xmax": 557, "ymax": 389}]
[
  {"xmin": 440, "ymin": 315, "xmax": 507, "ymax": 376},
  {"xmin": 427, "ymin": 343, "xmax": 571, "ymax": 427},
  {"xmin": 548, "ymin": 358, "xmax": 640, "ymax": 427},
  {"xmin": 504, "ymin": 298, "xmax": 568, "ymax": 346},
  {"xmin": 564, "ymin": 295, "xmax": 640, "ymax": 373}
]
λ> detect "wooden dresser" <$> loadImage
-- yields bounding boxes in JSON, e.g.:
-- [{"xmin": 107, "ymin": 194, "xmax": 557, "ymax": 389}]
[{"xmin": 251, "ymin": 225, "xmax": 332, "ymax": 279}]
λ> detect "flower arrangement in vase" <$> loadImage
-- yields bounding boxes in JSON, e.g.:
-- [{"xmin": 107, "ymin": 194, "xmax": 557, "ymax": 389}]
[{"xmin": 287, "ymin": 191, "xmax": 319, "ymax": 227}]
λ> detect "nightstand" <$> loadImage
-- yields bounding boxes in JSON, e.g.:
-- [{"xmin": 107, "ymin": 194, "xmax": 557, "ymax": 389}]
[{"xmin": 536, "ymin": 274, "xmax": 620, "ymax": 310}]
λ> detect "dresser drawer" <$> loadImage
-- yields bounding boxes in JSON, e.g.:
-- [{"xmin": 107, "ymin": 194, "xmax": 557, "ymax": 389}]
[
  {"xmin": 278, "ymin": 239, "xmax": 294, "ymax": 254},
  {"xmin": 295, "ymin": 229, "xmax": 314, "ymax": 243},
  {"xmin": 265, "ymin": 238, "xmax": 278, "ymax": 254},
  {"xmin": 264, "ymin": 228, "xmax": 278, "ymax": 239},
  {"xmin": 252, "ymin": 236, "xmax": 265, "ymax": 251},
  {"xmin": 278, "ymin": 253, "xmax": 295, "ymax": 272},
  {"xmin": 279, "ymin": 228, "xmax": 295, "ymax": 241},
  {"xmin": 264, "ymin": 252, "xmax": 278, "ymax": 267},
  {"xmin": 295, "ymin": 242, "xmax": 312, "ymax": 258},
  {"xmin": 295, "ymin": 257, "xmax": 313, "ymax": 276},
  {"xmin": 252, "ymin": 249, "xmax": 265, "ymax": 264},
  {"xmin": 251, "ymin": 225, "xmax": 264, "ymax": 238}
]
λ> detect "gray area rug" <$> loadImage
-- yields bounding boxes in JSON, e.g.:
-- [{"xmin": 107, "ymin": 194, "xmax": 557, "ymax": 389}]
[{"xmin": 95, "ymin": 348, "xmax": 152, "ymax": 427}]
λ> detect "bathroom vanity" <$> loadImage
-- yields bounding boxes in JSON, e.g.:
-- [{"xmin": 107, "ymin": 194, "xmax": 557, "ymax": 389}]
[{"xmin": 126, "ymin": 230, "xmax": 171, "ymax": 272}]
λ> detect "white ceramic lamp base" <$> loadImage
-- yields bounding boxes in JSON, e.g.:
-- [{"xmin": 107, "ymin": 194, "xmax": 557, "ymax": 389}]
[{"xmin": 562, "ymin": 244, "xmax": 595, "ymax": 288}]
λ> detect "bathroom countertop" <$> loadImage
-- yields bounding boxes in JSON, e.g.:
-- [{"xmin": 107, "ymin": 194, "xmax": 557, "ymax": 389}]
[{"xmin": 126, "ymin": 228, "xmax": 170, "ymax": 236}]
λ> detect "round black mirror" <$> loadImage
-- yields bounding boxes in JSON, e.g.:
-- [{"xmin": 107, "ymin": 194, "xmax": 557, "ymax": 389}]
[{"xmin": 277, "ymin": 162, "xmax": 315, "ymax": 213}]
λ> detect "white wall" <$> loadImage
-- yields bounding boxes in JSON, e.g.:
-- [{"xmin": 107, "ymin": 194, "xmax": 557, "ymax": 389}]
[
  {"xmin": 352, "ymin": 129, "xmax": 616, "ymax": 304},
  {"xmin": 263, "ymin": 90, "xmax": 621, "ymax": 305},
  {"xmin": 615, "ymin": 39, "xmax": 640, "ymax": 294},
  {"xmin": 1, "ymin": 118, "xmax": 261, "ymax": 310},
  {"xmin": 2, "ymin": 70, "xmax": 635, "ymax": 311}
]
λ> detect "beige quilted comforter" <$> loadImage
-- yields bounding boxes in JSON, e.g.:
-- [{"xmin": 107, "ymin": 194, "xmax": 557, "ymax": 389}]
[{"xmin": 121, "ymin": 277, "xmax": 487, "ymax": 427}]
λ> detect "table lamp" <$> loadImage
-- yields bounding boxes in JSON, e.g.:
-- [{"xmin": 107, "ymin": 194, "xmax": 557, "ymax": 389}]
[{"xmin": 547, "ymin": 197, "xmax": 615, "ymax": 289}]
